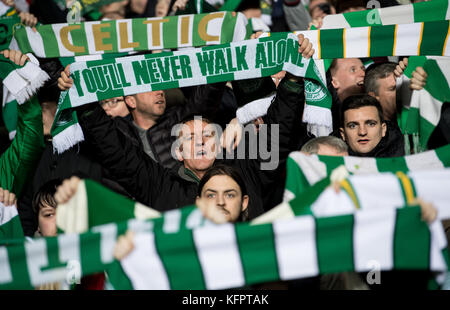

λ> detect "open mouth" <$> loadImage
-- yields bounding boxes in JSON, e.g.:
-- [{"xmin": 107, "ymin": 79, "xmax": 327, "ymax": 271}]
[
  {"xmin": 358, "ymin": 139, "xmax": 369, "ymax": 144},
  {"xmin": 155, "ymin": 100, "xmax": 165, "ymax": 105},
  {"xmin": 196, "ymin": 150, "xmax": 207, "ymax": 156},
  {"xmin": 356, "ymin": 80, "xmax": 364, "ymax": 87}
]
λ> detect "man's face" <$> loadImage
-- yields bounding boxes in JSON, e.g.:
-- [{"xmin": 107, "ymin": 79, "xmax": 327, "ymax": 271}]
[
  {"xmin": 332, "ymin": 58, "xmax": 366, "ymax": 101},
  {"xmin": 178, "ymin": 119, "xmax": 218, "ymax": 177},
  {"xmin": 100, "ymin": 96, "xmax": 130, "ymax": 118},
  {"xmin": 133, "ymin": 90, "xmax": 166, "ymax": 119},
  {"xmin": 198, "ymin": 175, "xmax": 248, "ymax": 223},
  {"xmin": 340, "ymin": 106, "xmax": 387, "ymax": 154},
  {"xmin": 371, "ymin": 73, "xmax": 397, "ymax": 122}
]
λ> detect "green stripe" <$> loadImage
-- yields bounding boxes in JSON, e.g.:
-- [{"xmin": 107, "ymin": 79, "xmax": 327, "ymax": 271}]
[
  {"xmin": 221, "ymin": 12, "xmax": 237, "ymax": 45},
  {"xmin": 345, "ymin": 10, "xmax": 376, "ymax": 27},
  {"xmin": 153, "ymin": 221, "xmax": 206, "ymax": 289},
  {"xmin": 2, "ymin": 99, "xmax": 17, "ymax": 133},
  {"xmin": 37, "ymin": 26, "xmax": 59, "ymax": 58},
  {"xmin": 192, "ymin": 13, "xmax": 206, "ymax": 47},
  {"xmin": 285, "ymin": 156, "xmax": 311, "ymax": 198},
  {"xmin": 132, "ymin": 18, "xmax": 148, "ymax": 51},
  {"xmin": 419, "ymin": 20, "xmax": 449, "ymax": 56},
  {"xmin": 105, "ymin": 261, "xmax": 134, "ymax": 289},
  {"xmin": 41, "ymin": 237, "xmax": 66, "ymax": 271},
  {"xmin": 315, "ymin": 214, "xmax": 354, "ymax": 274},
  {"xmin": 319, "ymin": 155, "xmax": 345, "ymax": 176},
  {"xmin": 104, "ymin": 20, "xmax": 118, "ymax": 53},
  {"xmin": 320, "ymin": 29, "xmax": 344, "ymax": 59},
  {"xmin": 0, "ymin": 215, "xmax": 23, "ymax": 241},
  {"xmin": 376, "ymin": 156, "xmax": 408, "ymax": 173},
  {"xmin": 369, "ymin": 24, "xmax": 395, "ymax": 57},
  {"xmin": 206, "ymin": 73, "xmax": 234, "ymax": 84},
  {"xmin": 289, "ymin": 178, "xmax": 331, "ymax": 216},
  {"xmin": 79, "ymin": 232, "xmax": 103, "ymax": 277},
  {"xmin": 2, "ymin": 243, "xmax": 33, "ymax": 289},
  {"xmin": 72, "ymin": 22, "xmax": 89, "ymax": 57},
  {"xmin": 163, "ymin": 15, "xmax": 178, "ymax": 48},
  {"xmin": 414, "ymin": 0, "xmax": 449, "ymax": 22},
  {"xmin": 434, "ymin": 144, "xmax": 450, "ymax": 167},
  {"xmin": 235, "ymin": 223, "xmax": 279, "ymax": 285},
  {"xmin": 393, "ymin": 207, "xmax": 431, "ymax": 270},
  {"xmin": 14, "ymin": 27, "xmax": 33, "ymax": 54},
  {"xmin": 85, "ymin": 179, "xmax": 135, "ymax": 228},
  {"xmin": 419, "ymin": 116, "xmax": 436, "ymax": 150},
  {"xmin": 423, "ymin": 59, "xmax": 450, "ymax": 103}
]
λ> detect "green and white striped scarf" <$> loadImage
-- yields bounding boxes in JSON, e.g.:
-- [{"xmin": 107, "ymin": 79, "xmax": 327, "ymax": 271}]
[
  {"xmin": 13, "ymin": 11, "xmax": 251, "ymax": 58},
  {"xmin": 404, "ymin": 56, "xmax": 450, "ymax": 150},
  {"xmin": 254, "ymin": 168, "xmax": 450, "ymax": 225},
  {"xmin": 50, "ymin": 32, "xmax": 330, "ymax": 153},
  {"xmin": 322, "ymin": 0, "xmax": 450, "ymax": 29},
  {"xmin": 0, "ymin": 204, "xmax": 447, "ymax": 289},
  {"xmin": 0, "ymin": 202, "xmax": 24, "ymax": 242},
  {"xmin": 0, "ymin": 54, "xmax": 49, "ymax": 105},
  {"xmin": 283, "ymin": 144, "xmax": 450, "ymax": 200}
]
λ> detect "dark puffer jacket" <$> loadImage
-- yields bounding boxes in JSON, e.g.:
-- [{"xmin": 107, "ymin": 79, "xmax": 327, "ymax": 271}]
[{"xmin": 77, "ymin": 78, "xmax": 306, "ymax": 219}]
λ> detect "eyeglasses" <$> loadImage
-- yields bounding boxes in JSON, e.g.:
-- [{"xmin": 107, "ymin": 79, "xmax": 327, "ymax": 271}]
[{"xmin": 100, "ymin": 98, "xmax": 124, "ymax": 108}]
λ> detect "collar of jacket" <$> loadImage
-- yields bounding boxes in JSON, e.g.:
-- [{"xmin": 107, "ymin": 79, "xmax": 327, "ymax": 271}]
[{"xmin": 177, "ymin": 165, "xmax": 200, "ymax": 184}]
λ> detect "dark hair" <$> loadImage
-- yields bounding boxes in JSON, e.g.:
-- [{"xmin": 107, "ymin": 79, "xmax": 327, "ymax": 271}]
[
  {"xmin": 364, "ymin": 62, "xmax": 397, "ymax": 95},
  {"xmin": 340, "ymin": 94, "xmax": 385, "ymax": 126},
  {"xmin": 197, "ymin": 164, "xmax": 249, "ymax": 222},
  {"xmin": 32, "ymin": 180, "xmax": 62, "ymax": 217}
]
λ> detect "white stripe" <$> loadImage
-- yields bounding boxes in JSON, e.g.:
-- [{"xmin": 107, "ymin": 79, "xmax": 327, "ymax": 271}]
[
  {"xmin": 120, "ymin": 232, "xmax": 170, "ymax": 289},
  {"xmin": 52, "ymin": 24, "xmax": 75, "ymax": 57},
  {"xmin": 0, "ymin": 202, "xmax": 19, "ymax": 226},
  {"xmin": 91, "ymin": 223, "xmax": 117, "ymax": 264},
  {"xmin": 405, "ymin": 149, "xmax": 444, "ymax": 171},
  {"xmin": 205, "ymin": 12, "xmax": 226, "ymax": 45},
  {"xmin": 394, "ymin": 22, "xmax": 422, "ymax": 56},
  {"xmin": 177, "ymin": 14, "xmax": 194, "ymax": 48},
  {"xmin": 68, "ymin": 62, "xmax": 98, "ymax": 105},
  {"xmin": 349, "ymin": 173, "xmax": 405, "ymax": 209},
  {"xmin": 294, "ymin": 30, "xmax": 320, "ymax": 59},
  {"xmin": 84, "ymin": 21, "xmax": 104, "ymax": 55},
  {"xmin": 429, "ymin": 220, "xmax": 448, "ymax": 278},
  {"xmin": 344, "ymin": 27, "xmax": 370, "ymax": 59},
  {"xmin": 146, "ymin": 17, "xmax": 165, "ymax": 49},
  {"xmin": 126, "ymin": 218, "xmax": 154, "ymax": 234},
  {"xmin": 380, "ymin": 4, "xmax": 414, "ymax": 25},
  {"xmin": 0, "ymin": 247, "xmax": 13, "ymax": 284},
  {"xmin": 408, "ymin": 169, "xmax": 450, "ymax": 220},
  {"xmin": 193, "ymin": 224, "xmax": 245, "ymax": 290},
  {"xmin": 321, "ymin": 14, "xmax": 351, "ymax": 29},
  {"xmin": 273, "ymin": 216, "xmax": 318, "ymax": 280},
  {"xmin": 344, "ymin": 156, "xmax": 378, "ymax": 175},
  {"xmin": 25, "ymin": 27, "xmax": 45, "ymax": 58},
  {"xmin": 290, "ymin": 152, "xmax": 326, "ymax": 185},
  {"xmin": 162, "ymin": 209, "xmax": 182, "ymax": 234},
  {"xmin": 447, "ymin": 1, "xmax": 450, "ymax": 20},
  {"xmin": 311, "ymin": 187, "xmax": 356, "ymax": 217},
  {"xmin": 233, "ymin": 12, "xmax": 249, "ymax": 42},
  {"xmin": 353, "ymin": 208, "xmax": 396, "ymax": 272},
  {"xmin": 415, "ymin": 89, "xmax": 443, "ymax": 126}
]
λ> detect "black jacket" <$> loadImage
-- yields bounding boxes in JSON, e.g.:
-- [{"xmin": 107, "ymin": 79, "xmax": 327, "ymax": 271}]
[
  {"xmin": 77, "ymin": 79, "xmax": 306, "ymax": 219},
  {"xmin": 116, "ymin": 84, "xmax": 224, "ymax": 169}
]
